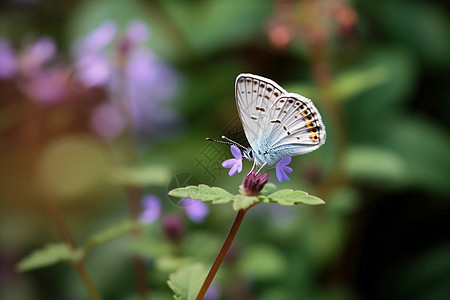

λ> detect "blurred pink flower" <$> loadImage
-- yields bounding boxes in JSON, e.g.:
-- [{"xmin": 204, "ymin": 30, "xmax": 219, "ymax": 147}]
[
  {"xmin": 20, "ymin": 37, "xmax": 55, "ymax": 74},
  {"xmin": 21, "ymin": 67, "xmax": 69, "ymax": 104},
  {"xmin": 90, "ymin": 103, "xmax": 126, "ymax": 140}
]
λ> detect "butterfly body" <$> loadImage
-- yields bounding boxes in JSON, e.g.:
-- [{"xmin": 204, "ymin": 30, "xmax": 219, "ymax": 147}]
[{"xmin": 235, "ymin": 74, "xmax": 326, "ymax": 168}]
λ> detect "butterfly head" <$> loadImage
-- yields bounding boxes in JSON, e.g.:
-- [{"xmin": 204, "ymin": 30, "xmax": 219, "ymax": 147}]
[{"xmin": 242, "ymin": 147, "xmax": 254, "ymax": 161}]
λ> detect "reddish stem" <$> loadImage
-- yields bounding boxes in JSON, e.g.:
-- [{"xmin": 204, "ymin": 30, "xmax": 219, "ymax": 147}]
[
  {"xmin": 195, "ymin": 208, "xmax": 249, "ymax": 300},
  {"xmin": 125, "ymin": 185, "xmax": 149, "ymax": 300}
]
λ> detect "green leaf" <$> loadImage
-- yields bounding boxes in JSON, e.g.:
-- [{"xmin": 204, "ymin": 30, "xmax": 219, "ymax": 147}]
[
  {"xmin": 268, "ymin": 189, "xmax": 325, "ymax": 206},
  {"xmin": 169, "ymin": 185, "xmax": 234, "ymax": 204},
  {"xmin": 169, "ymin": 185, "xmax": 325, "ymax": 210},
  {"xmin": 260, "ymin": 183, "xmax": 277, "ymax": 195},
  {"xmin": 167, "ymin": 264, "xmax": 208, "ymax": 300},
  {"xmin": 17, "ymin": 243, "xmax": 82, "ymax": 272},
  {"xmin": 344, "ymin": 146, "xmax": 408, "ymax": 186},
  {"xmin": 232, "ymin": 195, "xmax": 262, "ymax": 211},
  {"xmin": 83, "ymin": 220, "xmax": 138, "ymax": 253},
  {"xmin": 332, "ymin": 65, "xmax": 389, "ymax": 101}
]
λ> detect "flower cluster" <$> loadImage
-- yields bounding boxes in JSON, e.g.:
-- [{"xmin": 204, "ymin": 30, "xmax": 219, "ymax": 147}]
[
  {"xmin": 221, "ymin": 145, "xmax": 293, "ymax": 182},
  {"xmin": 73, "ymin": 20, "xmax": 180, "ymax": 141},
  {"xmin": 0, "ymin": 20, "xmax": 180, "ymax": 143},
  {"xmin": 0, "ymin": 37, "xmax": 71, "ymax": 104}
]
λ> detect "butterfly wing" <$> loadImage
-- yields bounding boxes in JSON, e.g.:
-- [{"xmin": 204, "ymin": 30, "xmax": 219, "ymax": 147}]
[
  {"xmin": 261, "ymin": 93, "xmax": 326, "ymax": 155},
  {"xmin": 235, "ymin": 74, "xmax": 287, "ymax": 150}
]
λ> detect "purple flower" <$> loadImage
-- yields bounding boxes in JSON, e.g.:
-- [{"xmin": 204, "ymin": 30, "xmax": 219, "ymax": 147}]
[
  {"xmin": 75, "ymin": 52, "xmax": 111, "ymax": 87},
  {"xmin": 222, "ymin": 145, "xmax": 243, "ymax": 176},
  {"xmin": 181, "ymin": 198, "xmax": 209, "ymax": 223},
  {"xmin": 275, "ymin": 157, "xmax": 293, "ymax": 182},
  {"xmin": 0, "ymin": 40, "xmax": 17, "ymax": 79},
  {"xmin": 73, "ymin": 20, "xmax": 180, "ymax": 141},
  {"xmin": 139, "ymin": 195, "xmax": 161, "ymax": 224},
  {"xmin": 75, "ymin": 20, "xmax": 117, "ymax": 55}
]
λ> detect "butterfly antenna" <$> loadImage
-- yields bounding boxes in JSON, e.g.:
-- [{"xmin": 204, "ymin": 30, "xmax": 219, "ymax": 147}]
[
  {"xmin": 221, "ymin": 136, "xmax": 247, "ymax": 150},
  {"xmin": 206, "ymin": 137, "xmax": 234, "ymax": 145}
]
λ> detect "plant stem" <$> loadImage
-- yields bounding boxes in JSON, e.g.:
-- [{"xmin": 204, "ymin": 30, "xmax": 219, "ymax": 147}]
[
  {"xmin": 125, "ymin": 185, "xmax": 149, "ymax": 300},
  {"xmin": 73, "ymin": 262, "xmax": 104, "ymax": 300},
  {"xmin": 195, "ymin": 208, "xmax": 248, "ymax": 300},
  {"xmin": 44, "ymin": 195, "xmax": 103, "ymax": 300}
]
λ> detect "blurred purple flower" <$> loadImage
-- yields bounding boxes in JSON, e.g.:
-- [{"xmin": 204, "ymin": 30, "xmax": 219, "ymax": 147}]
[
  {"xmin": 76, "ymin": 53, "xmax": 111, "ymax": 87},
  {"xmin": 181, "ymin": 198, "xmax": 209, "ymax": 223},
  {"xmin": 21, "ymin": 37, "xmax": 56, "ymax": 74},
  {"xmin": 119, "ymin": 20, "xmax": 150, "ymax": 54},
  {"xmin": 275, "ymin": 157, "xmax": 293, "ymax": 182},
  {"xmin": 90, "ymin": 103, "xmax": 126, "ymax": 140},
  {"xmin": 75, "ymin": 20, "xmax": 180, "ymax": 140},
  {"xmin": 21, "ymin": 67, "xmax": 69, "ymax": 104},
  {"xmin": 140, "ymin": 195, "xmax": 162, "ymax": 224},
  {"xmin": 222, "ymin": 145, "xmax": 243, "ymax": 176},
  {"xmin": 73, "ymin": 21, "xmax": 116, "ymax": 88},
  {"xmin": 0, "ymin": 37, "xmax": 71, "ymax": 104},
  {"xmin": 0, "ymin": 40, "xmax": 17, "ymax": 79},
  {"xmin": 75, "ymin": 20, "xmax": 117, "ymax": 55},
  {"xmin": 205, "ymin": 282, "xmax": 221, "ymax": 300}
]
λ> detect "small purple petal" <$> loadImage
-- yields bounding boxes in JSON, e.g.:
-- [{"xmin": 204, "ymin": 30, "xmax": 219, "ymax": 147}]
[
  {"xmin": 236, "ymin": 159, "xmax": 242, "ymax": 173},
  {"xmin": 230, "ymin": 145, "xmax": 242, "ymax": 159},
  {"xmin": 278, "ymin": 156, "xmax": 292, "ymax": 166},
  {"xmin": 282, "ymin": 169, "xmax": 290, "ymax": 181},
  {"xmin": 222, "ymin": 158, "xmax": 236, "ymax": 168},
  {"xmin": 276, "ymin": 167, "xmax": 284, "ymax": 182},
  {"xmin": 140, "ymin": 195, "xmax": 161, "ymax": 224},
  {"xmin": 229, "ymin": 163, "xmax": 238, "ymax": 177},
  {"xmin": 282, "ymin": 166, "xmax": 293, "ymax": 173},
  {"xmin": 83, "ymin": 20, "xmax": 117, "ymax": 52}
]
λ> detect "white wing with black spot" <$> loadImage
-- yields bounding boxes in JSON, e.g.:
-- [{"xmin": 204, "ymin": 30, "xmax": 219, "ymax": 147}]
[
  {"xmin": 235, "ymin": 74, "xmax": 286, "ymax": 150},
  {"xmin": 262, "ymin": 93, "xmax": 326, "ymax": 155}
]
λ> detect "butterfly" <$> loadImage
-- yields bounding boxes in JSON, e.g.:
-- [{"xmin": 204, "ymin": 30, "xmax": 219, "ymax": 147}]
[{"xmin": 232, "ymin": 73, "xmax": 326, "ymax": 172}]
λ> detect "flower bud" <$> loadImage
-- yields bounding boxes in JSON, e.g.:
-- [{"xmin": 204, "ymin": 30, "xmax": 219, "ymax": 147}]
[
  {"xmin": 242, "ymin": 172, "xmax": 269, "ymax": 196},
  {"xmin": 162, "ymin": 214, "xmax": 185, "ymax": 244}
]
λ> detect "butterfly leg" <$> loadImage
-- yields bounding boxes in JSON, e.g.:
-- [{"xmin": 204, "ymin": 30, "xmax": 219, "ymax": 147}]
[
  {"xmin": 256, "ymin": 162, "xmax": 267, "ymax": 174},
  {"xmin": 247, "ymin": 160, "xmax": 257, "ymax": 175}
]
